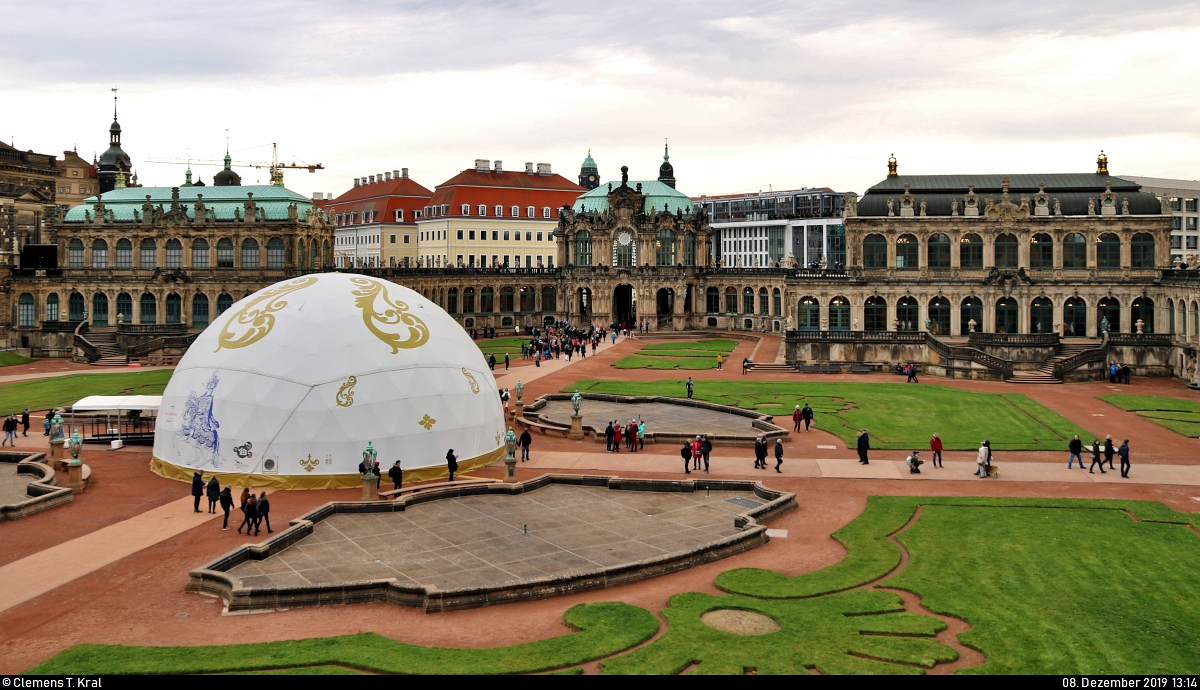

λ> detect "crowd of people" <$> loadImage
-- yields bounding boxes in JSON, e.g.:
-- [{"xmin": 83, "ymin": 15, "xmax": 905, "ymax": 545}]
[
  {"xmin": 190, "ymin": 471, "xmax": 271, "ymax": 533},
  {"xmin": 1069, "ymin": 434, "xmax": 1132, "ymax": 477},
  {"xmin": 605, "ymin": 419, "xmax": 645, "ymax": 452}
]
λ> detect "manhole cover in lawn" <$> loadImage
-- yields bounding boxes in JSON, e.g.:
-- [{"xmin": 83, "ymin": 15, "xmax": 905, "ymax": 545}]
[
  {"xmin": 726, "ymin": 497, "xmax": 763, "ymax": 509},
  {"xmin": 701, "ymin": 609, "xmax": 781, "ymax": 636}
]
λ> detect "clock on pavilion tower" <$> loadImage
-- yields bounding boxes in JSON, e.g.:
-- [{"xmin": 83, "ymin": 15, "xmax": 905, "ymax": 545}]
[{"xmin": 578, "ymin": 150, "xmax": 600, "ymax": 190}]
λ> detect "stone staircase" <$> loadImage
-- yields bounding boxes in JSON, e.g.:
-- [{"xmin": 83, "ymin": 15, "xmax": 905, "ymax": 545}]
[
  {"xmin": 1006, "ymin": 342, "xmax": 1095, "ymax": 384},
  {"xmin": 85, "ymin": 330, "xmax": 127, "ymax": 367}
]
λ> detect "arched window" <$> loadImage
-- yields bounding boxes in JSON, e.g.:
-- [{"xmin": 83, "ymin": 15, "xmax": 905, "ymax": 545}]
[
  {"xmin": 296, "ymin": 239, "xmax": 306, "ymax": 269},
  {"xmin": 798, "ymin": 297, "xmax": 819, "ymax": 330},
  {"xmin": 863, "ymin": 234, "xmax": 887, "ymax": 269},
  {"xmin": 995, "ymin": 233, "xmax": 1018, "ymax": 269},
  {"xmin": 266, "ymin": 237, "xmax": 286, "ymax": 269},
  {"xmin": 1064, "ymin": 297, "xmax": 1087, "ymax": 337},
  {"xmin": 960, "ymin": 296, "xmax": 982, "ymax": 335},
  {"xmin": 896, "ymin": 234, "xmax": 918, "ymax": 269},
  {"xmin": 1192, "ymin": 301, "xmax": 1199, "ymax": 338},
  {"xmin": 864, "ymin": 296, "xmax": 887, "ymax": 332},
  {"xmin": 772, "ymin": 288, "xmax": 782, "ymax": 317},
  {"xmin": 69, "ymin": 292, "xmax": 85, "ymax": 321},
  {"xmin": 928, "ymin": 297, "xmax": 950, "ymax": 335},
  {"xmin": 165, "ymin": 293, "xmax": 182, "ymax": 324},
  {"xmin": 1063, "ymin": 233, "xmax": 1086, "ymax": 268},
  {"xmin": 897, "ymin": 296, "xmax": 918, "ymax": 331},
  {"xmin": 92, "ymin": 239, "xmax": 108, "ymax": 268},
  {"xmin": 192, "ymin": 293, "xmax": 210, "ymax": 328},
  {"xmin": 115, "ymin": 238, "xmax": 133, "ymax": 268},
  {"xmin": 462, "ymin": 288, "xmax": 476, "ymax": 314},
  {"xmin": 1030, "ymin": 233, "xmax": 1054, "ymax": 269},
  {"xmin": 706, "ymin": 287, "xmax": 720, "ymax": 313},
  {"xmin": 1168, "ymin": 298, "xmax": 1175, "ymax": 335},
  {"xmin": 758, "ymin": 288, "xmax": 769, "ymax": 315},
  {"xmin": 959, "ymin": 233, "xmax": 983, "ymax": 269},
  {"xmin": 500, "ymin": 287, "xmax": 515, "ymax": 313},
  {"xmin": 1098, "ymin": 297, "xmax": 1120, "ymax": 333},
  {"xmin": 312, "ymin": 239, "xmax": 321, "ymax": 268},
  {"xmin": 140, "ymin": 238, "xmax": 157, "ymax": 269},
  {"xmin": 68, "ymin": 239, "xmax": 84, "ymax": 268},
  {"xmin": 192, "ymin": 238, "xmax": 210, "ymax": 269},
  {"xmin": 683, "ymin": 233, "xmax": 696, "ymax": 266},
  {"xmin": 519, "ymin": 287, "xmax": 535, "ymax": 312},
  {"xmin": 541, "ymin": 286, "xmax": 556, "ymax": 312},
  {"xmin": 656, "ymin": 229, "xmax": 676, "ymax": 266},
  {"xmin": 116, "ymin": 293, "xmax": 132, "ymax": 323},
  {"xmin": 92, "ymin": 293, "xmax": 109, "ymax": 327},
  {"xmin": 217, "ymin": 239, "xmax": 234, "ymax": 268},
  {"xmin": 1132, "ymin": 297, "xmax": 1154, "ymax": 333},
  {"xmin": 241, "ymin": 238, "xmax": 260, "ymax": 268},
  {"xmin": 1131, "ymin": 233, "xmax": 1155, "ymax": 268},
  {"xmin": 743, "ymin": 287, "xmax": 754, "ymax": 315},
  {"xmin": 322, "ymin": 240, "xmax": 330, "ymax": 266},
  {"xmin": 139, "ymin": 292, "xmax": 157, "ymax": 325},
  {"xmin": 216, "ymin": 293, "xmax": 234, "ymax": 316},
  {"xmin": 1097, "ymin": 233, "xmax": 1120, "ymax": 269},
  {"xmin": 481, "ymin": 287, "xmax": 495, "ymax": 313},
  {"xmin": 614, "ymin": 234, "xmax": 633, "ymax": 267},
  {"xmin": 829, "ymin": 296, "xmax": 850, "ymax": 331},
  {"xmin": 724, "ymin": 287, "xmax": 737, "ymax": 314},
  {"xmin": 446, "ymin": 288, "xmax": 458, "ymax": 314},
  {"xmin": 1031, "ymin": 297, "xmax": 1053, "ymax": 334},
  {"xmin": 17, "ymin": 293, "xmax": 34, "ymax": 327},
  {"xmin": 995, "ymin": 297, "xmax": 1018, "ymax": 334},
  {"xmin": 927, "ymin": 233, "xmax": 950, "ymax": 269},
  {"xmin": 46, "ymin": 293, "xmax": 59, "ymax": 322},
  {"xmin": 165, "ymin": 238, "xmax": 183, "ymax": 269}
]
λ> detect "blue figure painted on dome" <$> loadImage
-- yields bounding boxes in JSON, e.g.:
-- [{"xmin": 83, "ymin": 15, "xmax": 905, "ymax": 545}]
[{"xmin": 176, "ymin": 372, "xmax": 221, "ymax": 468}]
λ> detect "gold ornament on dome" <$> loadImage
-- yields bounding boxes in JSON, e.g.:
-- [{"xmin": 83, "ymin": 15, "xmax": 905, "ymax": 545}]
[
  {"xmin": 299, "ymin": 454, "xmax": 319, "ymax": 472},
  {"xmin": 350, "ymin": 277, "xmax": 430, "ymax": 353},
  {"xmin": 419, "ymin": 414, "xmax": 437, "ymax": 430},
  {"xmin": 495, "ymin": 431, "xmax": 503, "ymax": 446},
  {"xmin": 461, "ymin": 367, "xmax": 480, "ymax": 394},
  {"xmin": 214, "ymin": 276, "xmax": 317, "ymax": 352},
  {"xmin": 335, "ymin": 375, "xmax": 357, "ymax": 407}
]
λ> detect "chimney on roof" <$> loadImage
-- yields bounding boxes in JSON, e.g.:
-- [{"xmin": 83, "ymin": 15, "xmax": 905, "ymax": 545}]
[
  {"xmin": 525, "ymin": 162, "xmax": 534, "ymax": 174},
  {"xmin": 401, "ymin": 168, "xmax": 408, "ymax": 179},
  {"xmin": 494, "ymin": 160, "xmax": 503, "ymax": 173},
  {"xmin": 353, "ymin": 178, "xmax": 360, "ymax": 187},
  {"xmin": 393, "ymin": 169, "xmax": 399, "ymax": 179},
  {"xmin": 369, "ymin": 175, "xmax": 376, "ymax": 184},
  {"xmin": 536, "ymin": 163, "xmax": 551, "ymax": 176},
  {"xmin": 379, "ymin": 173, "xmax": 385, "ymax": 182},
  {"xmin": 384, "ymin": 172, "xmax": 391, "ymax": 181},
  {"xmin": 313, "ymin": 192, "xmax": 323, "ymax": 201},
  {"xmin": 475, "ymin": 159, "xmax": 490, "ymax": 173}
]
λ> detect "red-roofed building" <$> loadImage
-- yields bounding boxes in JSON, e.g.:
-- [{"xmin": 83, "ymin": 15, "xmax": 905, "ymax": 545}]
[
  {"xmin": 326, "ymin": 169, "xmax": 433, "ymax": 267},
  {"xmin": 416, "ymin": 159, "xmax": 584, "ymax": 268}
]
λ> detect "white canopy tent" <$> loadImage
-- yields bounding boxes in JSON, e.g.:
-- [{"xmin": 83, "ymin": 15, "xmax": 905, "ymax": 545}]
[{"xmin": 70, "ymin": 395, "xmax": 162, "ymax": 447}]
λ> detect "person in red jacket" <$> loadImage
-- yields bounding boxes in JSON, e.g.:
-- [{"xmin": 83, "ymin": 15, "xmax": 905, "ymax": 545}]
[
  {"xmin": 792, "ymin": 406, "xmax": 802, "ymax": 432},
  {"xmin": 930, "ymin": 433, "xmax": 943, "ymax": 468},
  {"xmin": 691, "ymin": 436, "xmax": 703, "ymax": 472}
]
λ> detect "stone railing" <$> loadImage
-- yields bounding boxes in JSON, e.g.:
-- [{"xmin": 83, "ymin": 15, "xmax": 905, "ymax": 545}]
[
  {"xmin": 924, "ymin": 333, "xmax": 1013, "ymax": 378},
  {"xmin": 116, "ymin": 323, "xmax": 188, "ymax": 336},
  {"xmin": 127, "ymin": 332, "xmax": 199, "ymax": 359},
  {"xmin": 1052, "ymin": 334, "xmax": 1109, "ymax": 378},
  {"xmin": 786, "ymin": 330, "xmax": 925, "ymax": 343},
  {"xmin": 968, "ymin": 332, "xmax": 1059, "ymax": 347},
  {"xmin": 1105, "ymin": 333, "xmax": 1175, "ymax": 347},
  {"xmin": 40, "ymin": 320, "xmax": 83, "ymax": 333},
  {"xmin": 72, "ymin": 320, "xmax": 100, "ymax": 363}
]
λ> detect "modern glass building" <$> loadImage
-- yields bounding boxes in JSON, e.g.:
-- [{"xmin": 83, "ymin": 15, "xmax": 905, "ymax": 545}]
[{"xmin": 691, "ymin": 188, "xmax": 854, "ymax": 268}]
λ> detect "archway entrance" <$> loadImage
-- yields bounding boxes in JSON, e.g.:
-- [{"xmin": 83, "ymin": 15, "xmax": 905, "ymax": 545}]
[
  {"xmin": 578, "ymin": 287, "xmax": 591, "ymax": 319},
  {"xmin": 656, "ymin": 288, "xmax": 674, "ymax": 316},
  {"xmin": 612, "ymin": 284, "xmax": 637, "ymax": 327}
]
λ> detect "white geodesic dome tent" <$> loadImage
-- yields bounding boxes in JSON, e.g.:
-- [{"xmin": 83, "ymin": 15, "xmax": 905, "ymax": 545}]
[{"xmin": 152, "ymin": 273, "xmax": 506, "ymax": 488}]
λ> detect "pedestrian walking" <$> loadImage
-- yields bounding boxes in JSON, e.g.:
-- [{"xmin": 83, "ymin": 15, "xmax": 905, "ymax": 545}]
[
  {"xmin": 519, "ymin": 428, "xmax": 532, "ymax": 461},
  {"xmin": 685, "ymin": 377, "xmax": 694, "ymax": 400},
  {"xmin": 905, "ymin": 364, "xmax": 919, "ymax": 383},
  {"xmin": 239, "ymin": 487, "xmax": 250, "ymax": 511},
  {"xmin": 190, "ymin": 471, "xmax": 204, "ymax": 512},
  {"xmin": 257, "ymin": 492, "xmax": 272, "ymax": 534},
  {"xmin": 1088, "ymin": 439, "xmax": 1106, "ymax": 474},
  {"xmin": 628, "ymin": 420, "xmax": 638, "ymax": 452},
  {"xmin": 975, "ymin": 441, "xmax": 990, "ymax": 478},
  {"xmin": 1104, "ymin": 435, "xmax": 1115, "ymax": 471},
  {"xmin": 692, "ymin": 435, "xmax": 703, "ymax": 471},
  {"xmin": 488, "ymin": 353, "xmax": 496, "ymax": 371},
  {"xmin": 205, "ymin": 475, "xmax": 220, "ymax": 513},
  {"xmin": 446, "ymin": 448, "xmax": 458, "ymax": 481},
  {"xmin": 219, "ymin": 486, "xmax": 233, "ymax": 530},
  {"xmin": 389, "ymin": 460, "xmax": 403, "ymax": 491},
  {"xmin": 774, "ymin": 438, "xmax": 784, "ymax": 473},
  {"xmin": 613, "ymin": 423, "xmax": 621, "ymax": 453},
  {"xmin": 754, "ymin": 434, "xmax": 768, "ymax": 469},
  {"xmin": 1109, "ymin": 362, "xmax": 1119, "ymax": 384},
  {"xmin": 792, "ymin": 405, "xmax": 802, "ymax": 432},
  {"xmin": 930, "ymin": 433, "xmax": 943, "ymax": 468},
  {"xmin": 2, "ymin": 416, "xmax": 16, "ymax": 446},
  {"xmin": 21, "ymin": 408, "xmax": 30, "ymax": 436},
  {"xmin": 605, "ymin": 421, "xmax": 615, "ymax": 452},
  {"xmin": 43, "ymin": 410, "xmax": 52, "ymax": 436},
  {"xmin": 1068, "ymin": 435, "xmax": 1085, "ymax": 468},
  {"xmin": 857, "ymin": 429, "xmax": 870, "ymax": 464},
  {"xmin": 680, "ymin": 441, "xmax": 692, "ymax": 474},
  {"xmin": 1122, "ymin": 364, "xmax": 1131, "ymax": 385},
  {"xmin": 237, "ymin": 494, "xmax": 257, "ymax": 534},
  {"xmin": 716, "ymin": 354, "xmax": 724, "ymax": 370},
  {"xmin": 504, "ymin": 353, "xmax": 510, "ymax": 371},
  {"xmin": 801, "ymin": 403, "xmax": 814, "ymax": 431},
  {"xmin": 637, "ymin": 420, "xmax": 645, "ymax": 451},
  {"xmin": 1118, "ymin": 439, "xmax": 1130, "ymax": 478}
]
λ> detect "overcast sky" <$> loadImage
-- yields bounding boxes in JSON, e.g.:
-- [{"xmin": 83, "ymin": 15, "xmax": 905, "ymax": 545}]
[{"xmin": 3, "ymin": 1, "xmax": 1198, "ymax": 198}]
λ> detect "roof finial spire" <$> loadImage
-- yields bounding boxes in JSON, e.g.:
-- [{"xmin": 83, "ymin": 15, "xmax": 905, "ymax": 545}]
[
  {"xmin": 887, "ymin": 153, "xmax": 898, "ymax": 177},
  {"xmin": 111, "ymin": 86, "xmax": 118, "ymax": 121},
  {"xmin": 1096, "ymin": 149, "xmax": 1109, "ymax": 175},
  {"xmin": 664, "ymin": 138, "xmax": 669, "ymax": 162}
]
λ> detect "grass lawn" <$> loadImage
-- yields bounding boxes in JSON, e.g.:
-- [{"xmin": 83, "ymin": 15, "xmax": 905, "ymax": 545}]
[
  {"xmin": 28, "ymin": 602, "xmax": 657, "ymax": 675},
  {"xmin": 1099, "ymin": 394, "xmax": 1200, "ymax": 438},
  {"xmin": 476, "ymin": 337, "xmax": 528, "ymax": 357},
  {"xmin": 568, "ymin": 379, "xmax": 1092, "ymax": 450},
  {"xmin": 614, "ymin": 339, "xmax": 738, "ymax": 371},
  {"xmin": 0, "ymin": 351, "xmax": 33, "ymax": 367},
  {"xmin": 0, "ymin": 369, "xmax": 174, "ymax": 415}
]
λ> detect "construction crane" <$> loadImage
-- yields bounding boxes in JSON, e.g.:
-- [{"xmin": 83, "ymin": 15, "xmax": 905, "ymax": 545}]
[{"xmin": 145, "ymin": 143, "xmax": 323, "ymax": 185}]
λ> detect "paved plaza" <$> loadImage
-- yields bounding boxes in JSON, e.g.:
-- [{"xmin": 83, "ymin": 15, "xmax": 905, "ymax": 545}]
[
  {"xmin": 225, "ymin": 484, "xmax": 766, "ymax": 592},
  {"xmin": 537, "ymin": 399, "xmax": 764, "ymax": 439},
  {"xmin": 0, "ymin": 464, "xmax": 33, "ymax": 506}
]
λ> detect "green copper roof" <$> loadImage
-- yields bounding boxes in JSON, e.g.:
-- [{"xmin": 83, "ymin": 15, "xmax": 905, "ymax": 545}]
[
  {"xmin": 63, "ymin": 185, "xmax": 317, "ymax": 223},
  {"xmin": 573, "ymin": 180, "xmax": 693, "ymax": 215},
  {"xmin": 582, "ymin": 153, "xmax": 597, "ymax": 169}
]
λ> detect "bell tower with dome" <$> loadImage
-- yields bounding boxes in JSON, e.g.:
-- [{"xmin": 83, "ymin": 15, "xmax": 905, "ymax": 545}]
[
  {"xmin": 213, "ymin": 144, "xmax": 242, "ymax": 187},
  {"xmin": 578, "ymin": 150, "xmax": 600, "ymax": 190},
  {"xmin": 97, "ymin": 89, "xmax": 133, "ymax": 193},
  {"xmin": 658, "ymin": 141, "xmax": 675, "ymax": 189}
]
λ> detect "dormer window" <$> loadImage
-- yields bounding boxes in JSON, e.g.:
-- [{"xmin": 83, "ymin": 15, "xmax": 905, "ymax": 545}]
[
  {"xmin": 415, "ymin": 209, "xmax": 423, "ymax": 219},
  {"xmin": 495, "ymin": 205, "xmax": 503, "ymax": 217},
  {"xmin": 441, "ymin": 204, "xmax": 449, "ymax": 215},
  {"xmin": 394, "ymin": 209, "xmax": 404, "ymax": 222},
  {"xmin": 526, "ymin": 206, "xmax": 535, "ymax": 217},
  {"xmin": 511, "ymin": 205, "xmax": 519, "ymax": 217},
  {"xmin": 542, "ymin": 207, "xmax": 551, "ymax": 218},
  {"xmin": 478, "ymin": 204, "xmax": 487, "ymax": 216},
  {"xmin": 461, "ymin": 204, "xmax": 470, "ymax": 215}
]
